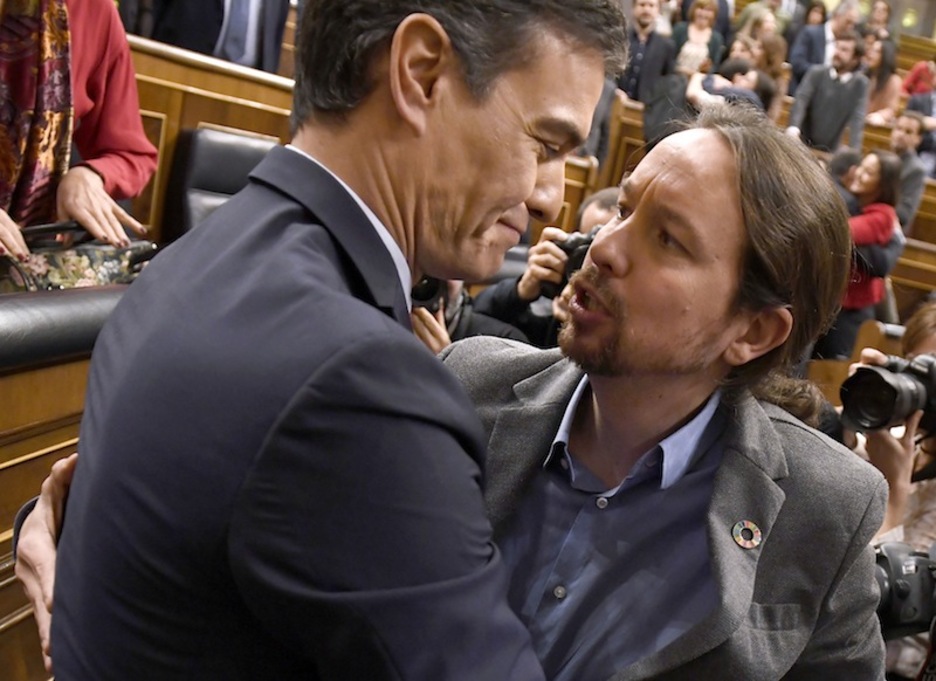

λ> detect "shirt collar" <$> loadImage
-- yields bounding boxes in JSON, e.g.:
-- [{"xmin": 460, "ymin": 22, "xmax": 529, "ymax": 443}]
[
  {"xmin": 546, "ymin": 376, "xmax": 723, "ymax": 490},
  {"xmin": 285, "ymin": 144, "xmax": 413, "ymax": 310}
]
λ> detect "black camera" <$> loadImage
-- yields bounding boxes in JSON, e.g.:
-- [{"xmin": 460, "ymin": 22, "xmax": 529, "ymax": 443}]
[
  {"xmin": 411, "ymin": 276, "xmax": 445, "ymax": 314},
  {"xmin": 840, "ymin": 354, "xmax": 936, "ymax": 434},
  {"xmin": 876, "ymin": 542, "xmax": 936, "ymax": 640},
  {"xmin": 540, "ymin": 230, "xmax": 595, "ymax": 299}
]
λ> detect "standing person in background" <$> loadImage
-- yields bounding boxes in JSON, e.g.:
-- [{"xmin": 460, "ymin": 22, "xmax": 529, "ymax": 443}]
[
  {"xmin": 0, "ymin": 0, "xmax": 157, "ymax": 260},
  {"xmin": 788, "ymin": 0, "xmax": 862, "ymax": 94},
  {"xmin": 120, "ymin": 0, "xmax": 291, "ymax": 74},
  {"xmin": 618, "ymin": 0, "xmax": 676, "ymax": 105},
  {"xmin": 813, "ymin": 149, "xmax": 901, "ymax": 359},
  {"xmin": 862, "ymin": 0, "xmax": 893, "ymax": 42},
  {"xmin": 889, "ymin": 110, "xmax": 927, "ymax": 233},
  {"xmin": 672, "ymin": 0, "xmax": 724, "ymax": 74},
  {"xmin": 786, "ymin": 32, "xmax": 868, "ymax": 152}
]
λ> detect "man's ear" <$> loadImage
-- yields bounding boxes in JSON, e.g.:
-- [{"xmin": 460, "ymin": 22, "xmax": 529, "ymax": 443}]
[
  {"xmin": 723, "ymin": 306, "xmax": 794, "ymax": 367},
  {"xmin": 388, "ymin": 14, "xmax": 454, "ymax": 136}
]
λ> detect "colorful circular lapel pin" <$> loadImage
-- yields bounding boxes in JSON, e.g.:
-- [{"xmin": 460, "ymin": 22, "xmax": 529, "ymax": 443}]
[{"xmin": 732, "ymin": 520, "xmax": 762, "ymax": 549}]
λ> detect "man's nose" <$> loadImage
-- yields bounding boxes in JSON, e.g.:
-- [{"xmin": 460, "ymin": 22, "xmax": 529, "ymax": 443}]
[{"xmin": 527, "ymin": 158, "xmax": 565, "ymax": 224}]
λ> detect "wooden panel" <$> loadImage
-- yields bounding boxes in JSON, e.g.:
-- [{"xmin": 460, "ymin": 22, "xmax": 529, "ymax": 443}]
[
  {"xmin": 529, "ymin": 156, "xmax": 600, "ymax": 245},
  {"xmin": 0, "ymin": 359, "xmax": 86, "ymax": 681},
  {"xmin": 130, "ymin": 40, "xmax": 293, "ymax": 242},
  {"xmin": 599, "ymin": 96, "xmax": 646, "ymax": 190},
  {"xmin": 131, "ymin": 110, "xmax": 167, "ymax": 229},
  {"xmin": 908, "ymin": 179, "xmax": 936, "ymax": 242},
  {"xmin": 0, "ymin": 606, "xmax": 45, "ymax": 681},
  {"xmin": 897, "ymin": 33, "xmax": 936, "ymax": 76}
]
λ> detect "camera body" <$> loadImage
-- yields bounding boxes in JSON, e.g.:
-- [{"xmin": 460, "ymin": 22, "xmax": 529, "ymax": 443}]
[
  {"xmin": 840, "ymin": 354, "xmax": 936, "ymax": 434},
  {"xmin": 411, "ymin": 276, "xmax": 445, "ymax": 314},
  {"xmin": 876, "ymin": 542, "xmax": 936, "ymax": 640},
  {"xmin": 540, "ymin": 230, "xmax": 595, "ymax": 299}
]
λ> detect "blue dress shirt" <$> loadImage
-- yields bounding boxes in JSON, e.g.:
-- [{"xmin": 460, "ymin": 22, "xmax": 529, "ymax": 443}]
[{"xmin": 499, "ymin": 377, "xmax": 727, "ymax": 680}]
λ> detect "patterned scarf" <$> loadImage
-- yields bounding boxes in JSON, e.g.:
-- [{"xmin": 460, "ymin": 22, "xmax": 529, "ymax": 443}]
[{"xmin": 0, "ymin": 0, "xmax": 72, "ymax": 226}]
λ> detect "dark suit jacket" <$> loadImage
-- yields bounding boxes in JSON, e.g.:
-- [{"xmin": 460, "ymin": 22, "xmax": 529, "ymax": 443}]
[
  {"xmin": 617, "ymin": 30, "xmax": 676, "ymax": 105},
  {"xmin": 789, "ymin": 23, "xmax": 826, "ymax": 93},
  {"xmin": 441, "ymin": 337, "xmax": 887, "ymax": 680},
  {"xmin": 50, "ymin": 147, "xmax": 543, "ymax": 680},
  {"xmin": 150, "ymin": 0, "xmax": 289, "ymax": 73}
]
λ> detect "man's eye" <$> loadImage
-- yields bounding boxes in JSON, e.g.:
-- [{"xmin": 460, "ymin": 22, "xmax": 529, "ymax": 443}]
[{"xmin": 616, "ymin": 206, "xmax": 632, "ymax": 221}]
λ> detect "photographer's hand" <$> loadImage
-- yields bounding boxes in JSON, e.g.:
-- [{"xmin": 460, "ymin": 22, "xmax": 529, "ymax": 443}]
[
  {"xmin": 516, "ymin": 227, "xmax": 569, "ymax": 302},
  {"xmin": 412, "ymin": 306, "xmax": 451, "ymax": 355},
  {"xmin": 866, "ymin": 410, "xmax": 923, "ymax": 539}
]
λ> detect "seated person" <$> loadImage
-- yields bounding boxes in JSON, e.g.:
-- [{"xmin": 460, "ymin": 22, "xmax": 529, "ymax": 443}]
[
  {"xmin": 0, "ymin": 0, "xmax": 157, "ymax": 260},
  {"xmin": 473, "ymin": 187, "xmax": 618, "ymax": 348},
  {"xmin": 410, "ymin": 279, "xmax": 528, "ymax": 354}
]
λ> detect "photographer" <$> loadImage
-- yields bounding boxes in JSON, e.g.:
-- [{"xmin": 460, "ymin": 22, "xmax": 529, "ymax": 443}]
[
  {"xmin": 410, "ymin": 279, "xmax": 528, "ymax": 354},
  {"xmin": 473, "ymin": 187, "xmax": 618, "ymax": 347},
  {"xmin": 847, "ymin": 302, "xmax": 936, "ymax": 679}
]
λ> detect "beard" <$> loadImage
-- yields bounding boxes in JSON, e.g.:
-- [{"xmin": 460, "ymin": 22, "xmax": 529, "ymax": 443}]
[
  {"xmin": 559, "ymin": 266, "xmax": 724, "ymax": 379},
  {"xmin": 559, "ymin": 266, "xmax": 629, "ymax": 376}
]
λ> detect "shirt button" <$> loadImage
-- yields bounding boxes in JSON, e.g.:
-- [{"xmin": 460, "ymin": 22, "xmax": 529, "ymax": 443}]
[
  {"xmin": 560, "ymin": 458, "xmax": 569, "ymax": 470},
  {"xmin": 553, "ymin": 585, "xmax": 567, "ymax": 600},
  {"xmin": 595, "ymin": 496, "xmax": 609, "ymax": 509}
]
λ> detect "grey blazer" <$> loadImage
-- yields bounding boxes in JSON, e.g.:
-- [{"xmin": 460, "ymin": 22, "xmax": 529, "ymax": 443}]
[{"xmin": 441, "ymin": 336, "xmax": 887, "ymax": 680}]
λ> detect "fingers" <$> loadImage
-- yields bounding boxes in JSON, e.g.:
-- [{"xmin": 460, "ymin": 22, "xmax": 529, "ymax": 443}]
[
  {"xmin": 57, "ymin": 167, "xmax": 147, "ymax": 247},
  {"xmin": 517, "ymin": 238, "xmax": 569, "ymax": 301},
  {"xmin": 14, "ymin": 506, "xmax": 58, "ymax": 667},
  {"xmin": 0, "ymin": 208, "xmax": 29, "ymax": 260},
  {"xmin": 411, "ymin": 307, "xmax": 451, "ymax": 354}
]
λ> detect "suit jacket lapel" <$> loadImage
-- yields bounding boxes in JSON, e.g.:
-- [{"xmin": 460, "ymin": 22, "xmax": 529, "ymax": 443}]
[
  {"xmin": 611, "ymin": 396, "xmax": 789, "ymax": 680},
  {"xmin": 249, "ymin": 146, "xmax": 411, "ymax": 326},
  {"xmin": 484, "ymin": 357, "xmax": 583, "ymax": 533}
]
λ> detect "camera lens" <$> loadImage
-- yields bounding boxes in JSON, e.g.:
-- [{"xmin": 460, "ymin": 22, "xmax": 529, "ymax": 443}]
[{"xmin": 840, "ymin": 367, "xmax": 928, "ymax": 431}]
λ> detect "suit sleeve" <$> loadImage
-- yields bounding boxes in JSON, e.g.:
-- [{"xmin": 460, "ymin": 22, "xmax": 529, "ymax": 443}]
[
  {"xmin": 227, "ymin": 333, "xmax": 544, "ymax": 681},
  {"xmin": 782, "ymin": 476, "xmax": 887, "ymax": 680},
  {"xmin": 788, "ymin": 67, "xmax": 818, "ymax": 130},
  {"xmin": 789, "ymin": 30, "xmax": 816, "ymax": 84},
  {"xmin": 897, "ymin": 163, "xmax": 925, "ymax": 230}
]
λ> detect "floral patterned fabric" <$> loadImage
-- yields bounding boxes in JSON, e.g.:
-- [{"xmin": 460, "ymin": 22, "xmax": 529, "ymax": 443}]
[{"xmin": 0, "ymin": 239, "xmax": 155, "ymax": 292}]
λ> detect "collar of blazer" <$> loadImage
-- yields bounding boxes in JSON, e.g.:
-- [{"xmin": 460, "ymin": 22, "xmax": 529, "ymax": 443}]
[{"xmin": 249, "ymin": 146, "xmax": 411, "ymax": 326}]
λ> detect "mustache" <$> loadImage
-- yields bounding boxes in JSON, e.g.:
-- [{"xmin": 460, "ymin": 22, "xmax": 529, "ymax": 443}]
[{"xmin": 569, "ymin": 265, "xmax": 623, "ymax": 317}]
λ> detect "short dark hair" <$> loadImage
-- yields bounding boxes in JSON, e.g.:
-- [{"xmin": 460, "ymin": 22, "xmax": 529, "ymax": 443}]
[
  {"xmin": 291, "ymin": 1, "xmax": 629, "ymax": 129},
  {"xmin": 826, "ymin": 147, "xmax": 862, "ymax": 180},
  {"xmin": 900, "ymin": 109, "xmax": 926, "ymax": 136},
  {"xmin": 869, "ymin": 149, "xmax": 902, "ymax": 208},
  {"xmin": 576, "ymin": 187, "xmax": 619, "ymax": 228},
  {"xmin": 688, "ymin": 104, "xmax": 853, "ymax": 424}
]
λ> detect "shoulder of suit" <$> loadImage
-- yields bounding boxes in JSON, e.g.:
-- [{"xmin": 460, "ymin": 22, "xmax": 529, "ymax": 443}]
[
  {"xmin": 758, "ymin": 400, "xmax": 885, "ymax": 494},
  {"xmin": 440, "ymin": 337, "xmax": 563, "ymax": 387}
]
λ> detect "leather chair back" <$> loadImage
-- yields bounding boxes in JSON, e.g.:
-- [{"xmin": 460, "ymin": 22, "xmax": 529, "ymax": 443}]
[{"xmin": 162, "ymin": 128, "xmax": 278, "ymax": 242}]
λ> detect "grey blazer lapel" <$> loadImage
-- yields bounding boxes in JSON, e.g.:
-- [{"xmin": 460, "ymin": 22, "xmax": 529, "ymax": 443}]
[
  {"xmin": 610, "ymin": 396, "xmax": 790, "ymax": 681},
  {"xmin": 484, "ymin": 360, "xmax": 584, "ymax": 534}
]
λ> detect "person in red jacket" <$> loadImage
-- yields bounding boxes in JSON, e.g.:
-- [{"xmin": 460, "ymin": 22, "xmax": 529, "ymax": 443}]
[
  {"xmin": 814, "ymin": 148, "xmax": 902, "ymax": 359},
  {"xmin": 0, "ymin": 0, "xmax": 157, "ymax": 260}
]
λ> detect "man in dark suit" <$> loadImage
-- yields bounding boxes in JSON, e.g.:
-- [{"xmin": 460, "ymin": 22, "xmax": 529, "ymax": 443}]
[
  {"xmin": 443, "ymin": 103, "xmax": 887, "ymax": 680},
  {"xmin": 618, "ymin": 0, "xmax": 675, "ymax": 105},
  {"xmin": 123, "ymin": 0, "xmax": 291, "ymax": 73},
  {"xmin": 13, "ymin": 1, "xmax": 627, "ymax": 678},
  {"xmin": 788, "ymin": 0, "xmax": 861, "ymax": 94}
]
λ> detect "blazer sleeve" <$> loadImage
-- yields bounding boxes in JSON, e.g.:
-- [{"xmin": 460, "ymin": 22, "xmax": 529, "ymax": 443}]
[
  {"xmin": 781, "ymin": 477, "xmax": 887, "ymax": 680},
  {"xmin": 787, "ymin": 67, "xmax": 819, "ymax": 129},
  {"xmin": 227, "ymin": 333, "xmax": 544, "ymax": 681},
  {"xmin": 789, "ymin": 28, "xmax": 819, "ymax": 84}
]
